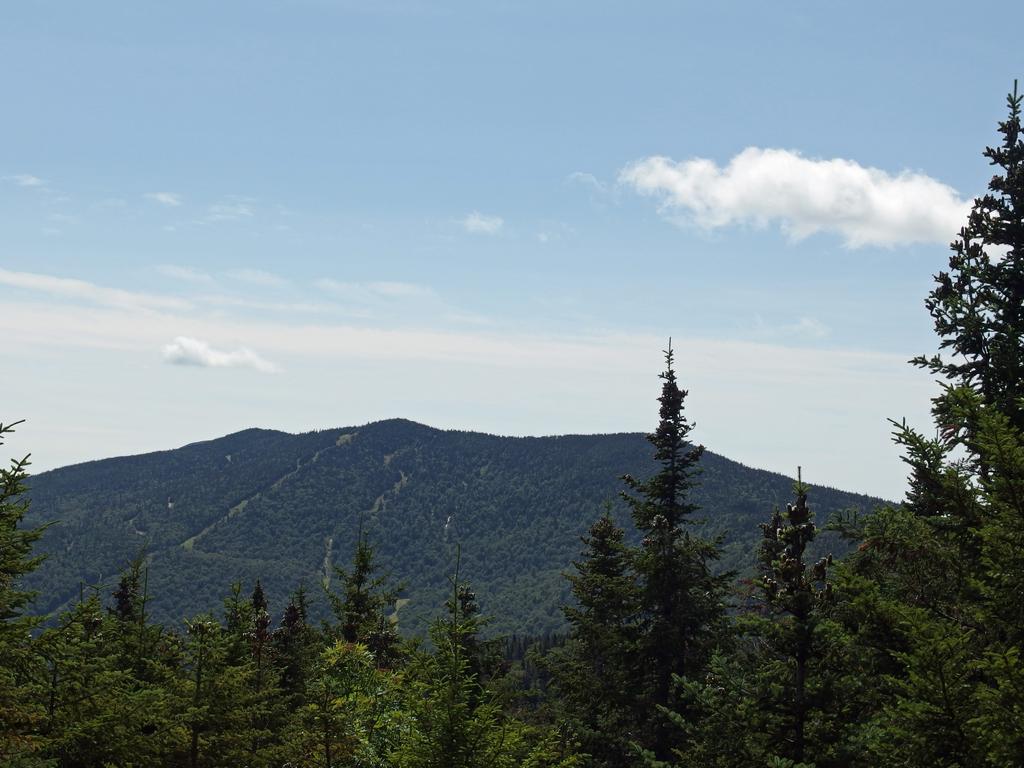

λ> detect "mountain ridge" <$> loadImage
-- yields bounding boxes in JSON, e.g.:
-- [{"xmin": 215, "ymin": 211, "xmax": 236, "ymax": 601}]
[{"xmin": 23, "ymin": 418, "xmax": 887, "ymax": 635}]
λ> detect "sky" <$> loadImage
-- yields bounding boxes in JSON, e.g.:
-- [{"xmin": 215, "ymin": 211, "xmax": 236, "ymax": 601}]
[{"xmin": 2, "ymin": 1, "xmax": 1020, "ymax": 500}]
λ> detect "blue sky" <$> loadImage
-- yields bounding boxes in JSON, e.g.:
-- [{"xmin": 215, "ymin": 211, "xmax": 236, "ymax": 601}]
[{"xmin": 2, "ymin": 1, "xmax": 1020, "ymax": 499}]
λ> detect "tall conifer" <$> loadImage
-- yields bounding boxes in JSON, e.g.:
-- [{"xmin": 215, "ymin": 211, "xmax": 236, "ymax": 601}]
[
  {"xmin": 0, "ymin": 421, "xmax": 48, "ymax": 764},
  {"xmin": 621, "ymin": 342, "xmax": 729, "ymax": 761},
  {"xmin": 553, "ymin": 511, "xmax": 640, "ymax": 767}
]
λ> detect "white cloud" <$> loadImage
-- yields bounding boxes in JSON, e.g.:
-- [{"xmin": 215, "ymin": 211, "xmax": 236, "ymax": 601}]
[
  {"xmin": 620, "ymin": 147, "xmax": 972, "ymax": 248},
  {"xmin": 208, "ymin": 199, "xmax": 255, "ymax": 221},
  {"xmin": 161, "ymin": 336, "xmax": 280, "ymax": 373},
  {"xmin": 3, "ymin": 286, "xmax": 931, "ymax": 498},
  {"xmin": 157, "ymin": 264, "xmax": 214, "ymax": 284},
  {"xmin": 366, "ymin": 281, "xmax": 432, "ymax": 298},
  {"xmin": 226, "ymin": 269, "xmax": 287, "ymax": 287},
  {"xmin": 315, "ymin": 278, "xmax": 434, "ymax": 303},
  {"xmin": 196, "ymin": 294, "xmax": 335, "ymax": 314},
  {"xmin": 144, "ymin": 192, "xmax": 182, "ymax": 207},
  {"xmin": 786, "ymin": 317, "xmax": 829, "ymax": 339},
  {"xmin": 567, "ymin": 171, "xmax": 611, "ymax": 195},
  {"xmin": 5, "ymin": 174, "xmax": 46, "ymax": 188},
  {"xmin": 0, "ymin": 267, "xmax": 190, "ymax": 311},
  {"xmin": 753, "ymin": 315, "xmax": 830, "ymax": 340},
  {"xmin": 462, "ymin": 211, "xmax": 504, "ymax": 235}
]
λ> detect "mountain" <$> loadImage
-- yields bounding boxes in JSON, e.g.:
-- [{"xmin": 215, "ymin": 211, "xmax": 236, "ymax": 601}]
[{"xmin": 22, "ymin": 418, "xmax": 885, "ymax": 636}]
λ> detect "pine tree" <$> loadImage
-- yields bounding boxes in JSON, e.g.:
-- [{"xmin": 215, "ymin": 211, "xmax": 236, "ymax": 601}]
[
  {"xmin": 756, "ymin": 475, "xmax": 834, "ymax": 765},
  {"xmin": 396, "ymin": 558, "xmax": 511, "ymax": 768},
  {"xmin": 836, "ymin": 83, "xmax": 1024, "ymax": 768},
  {"xmin": 36, "ymin": 585, "xmax": 184, "ymax": 766},
  {"xmin": 0, "ymin": 421, "xmax": 48, "ymax": 765},
  {"xmin": 550, "ymin": 511, "xmax": 640, "ymax": 767},
  {"xmin": 327, "ymin": 525, "xmax": 403, "ymax": 668},
  {"xmin": 913, "ymin": 81, "xmax": 1024, "ymax": 430},
  {"xmin": 291, "ymin": 638, "xmax": 406, "ymax": 767},
  {"xmin": 621, "ymin": 342, "xmax": 729, "ymax": 760},
  {"xmin": 273, "ymin": 585, "xmax": 318, "ymax": 707},
  {"xmin": 179, "ymin": 613, "xmax": 264, "ymax": 768}
]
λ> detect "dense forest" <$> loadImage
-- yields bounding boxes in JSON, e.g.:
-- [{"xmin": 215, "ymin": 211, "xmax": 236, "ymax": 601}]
[
  {"xmin": 20, "ymin": 417, "xmax": 879, "ymax": 638},
  {"xmin": 3, "ymin": 85, "xmax": 1024, "ymax": 766}
]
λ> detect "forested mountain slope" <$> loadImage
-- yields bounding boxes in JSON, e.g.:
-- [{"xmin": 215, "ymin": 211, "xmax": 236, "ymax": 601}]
[{"xmin": 23, "ymin": 418, "xmax": 883, "ymax": 635}]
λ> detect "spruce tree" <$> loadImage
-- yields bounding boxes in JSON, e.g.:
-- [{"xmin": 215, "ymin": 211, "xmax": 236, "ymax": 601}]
[
  {"xmin": 621, "ymin": 342, "xmax": 729, "ymax": 761},
  {"xmin": 327, "ymin": 525, "xmax": 403, "ymax": 668},
  {"xmin": 757, "ymin": 475, "xmax": 834, "ymax": 765},
  {"xmin": 0, "ymin": 421, "xmax": 49, "ymax": 765},
  {"xmin": 551, "ymin": 511, "xmax": 640, "ymax": 767},
  {"xmin": 913, "ymin": 81, "xmax": 1024, "ymax": 430},
  {"xmin": 273, "ymin": 585, "xmax": 318, "ymax": 707},
  {"xmin": 396, "ymin": 559, "xmax": 510, "ymax": 768},
  {"xmin": 835, "ymin": 82, "xmax": 1024, "ymax": 768}
]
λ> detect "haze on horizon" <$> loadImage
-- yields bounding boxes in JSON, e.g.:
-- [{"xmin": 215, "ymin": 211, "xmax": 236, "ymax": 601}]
[{"xmin": 3, "ymin": 1, "xmax": 1020, "ymax": 500}]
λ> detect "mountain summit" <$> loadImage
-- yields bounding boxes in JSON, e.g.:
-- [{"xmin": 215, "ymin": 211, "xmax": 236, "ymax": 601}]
[{"xmin": 24, "ymin": 419, "xmax": 881, "ymax": 635}]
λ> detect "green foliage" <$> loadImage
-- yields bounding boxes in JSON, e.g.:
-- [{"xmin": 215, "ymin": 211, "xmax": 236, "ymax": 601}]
[
  {"xmin": 552, "ymin": 345, "xmax": 732, "ymax": 764},
  {"xmin": 753, "ymin": 480, "xmax": 834, "ymax": 764},
  {"xmin": 9, "ymin": 83, "xmax": 1024, "ymax": 768},
  {"xmin": 0, "ymin": 420, "xmax": 49, "ymax": 765},
  {"xmin": 397, "ymin": 563, "xmax": 580, "ymax": 768},
  {"xmin": 36, "ymin": 592, "xmax": 182, "ymax": 766},
  {"xmin": 23, "ymin": 420, "xmax": 878, "ymax": 637},
  {"xmin": 547, "ymin": 512, "xmax": 641, "ymax": 767},
  {"xmin": 287, "ymin": 640, "xmax": 406, "ymax": 767},
  {"xmin": 326, "ymin": 527, "xmax": 403, "ymax": 668},
  {"xmin": 624, "ymin": 344, "xmax": 731, "ymax": 761},
  {"xmin": 829, "ymin": 83, "xmax": 1024, "ymax": 767},
  {"xmin": 913, "ymin": 81, "xmax": 1024, "ymax": 429}
]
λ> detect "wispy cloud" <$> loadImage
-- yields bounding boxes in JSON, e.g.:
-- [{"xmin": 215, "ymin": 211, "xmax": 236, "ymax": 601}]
[
  {"xmin": 2, "ymin": 267, "xmax": 930, "ymax": 498},
  {"xmin": 208, "ymin": 198, "xmax": 255, "ymax": 222},
  {"xmin": 157, "ymin": 264, "xmax": 214, "ymax": 284},
  {"xmin": 752, "ymin": 315, "xmax": 830, "ymax": 340},
  {"xmin": 0, "ymin": 268, "xmax": 190, "ymax": 312},
  {"xmin": 567, "ymin": 171, "xmax": 614, "ymax": 196},
  {"xmin": 365, "ymin": 281, "xmax": 432, "ymax": 298},
  {"xmin": 567, "ymin": 171, "xmax": 618, "ymax": 207},
  {"xmin": 5, "ymin": 174, "xmax": 47, "ymax": 188},
  {"xmin": 620, "ymin": 147, "xmax": 971, "ymax": 248},
  {"xmin": 461, "ymin": 211, "xmax": 503, "ymax": 235},
  {"xmin": 162, "ymin": 336, "xmax": 280, "ymax": 373},
  {"xmin": 316, "ymin": 279, "xmax": 434, "ymax": 303},
  {"xmin": 226, "ymin": 269, "xmax": 287, "ymax": 287},
  {"xmin": 144, "ymin": 192, "xmax": 182, "ymax": 207},
  {"xmin": 196, "ymin": 294, "xmax": 335, "ymax": 314}
]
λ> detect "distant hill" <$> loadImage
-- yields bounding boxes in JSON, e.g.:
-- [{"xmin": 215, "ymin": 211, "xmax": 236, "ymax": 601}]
[{"xmin": 22, "ymin": 419, "xmax": 886, "ymax": 636}]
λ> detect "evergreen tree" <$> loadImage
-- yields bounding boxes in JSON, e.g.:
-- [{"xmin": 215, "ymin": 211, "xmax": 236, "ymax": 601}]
[
  {"xmin": 755, "ymin": 476, "xmax": 834, "ymax": 765},
  {"xmin": 36, "ymin": 587, "xmax": 183, "ymax": 766},
  {"xmin": 273, "ymin": 584, "xmax": 319, "ymax": 708},
  {"xmin": 549, "ymin": 511, "xmax": 640, "ymax": 767},
  {"xmin": 913, "ymin": 81, "xmax": 1024, "ymax": 430},
  {"xmin": 621, "ymin": 342, "xmax": 730, "ymax": 760},
  {"xmin": 397, "ymin": 558, "xmax": 580, "ymax": 768},
  {"xmin": 0, "ymin": 421, "xmax": 49, "ymax": 765},
  {"xmin": 178, "ymin": 614, "xmax": 265, "ymax": 768},
  {"xmin": 327, "ymin": 526, "xmax": 403, "ymax": 668},
  {"xmin": 830, "ymin": 83, "xmax": 1024, "ymax": 767},
  {"xmin": 288, "ymin": 639, "xmax": 406, "ymax": 767},
  {"xmin": 396, "ymin": 561, "xmax": 512, "ymax": 768}
]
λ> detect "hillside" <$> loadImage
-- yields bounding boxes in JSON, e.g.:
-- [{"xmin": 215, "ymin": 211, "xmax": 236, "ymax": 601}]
[{"xmin": 22, "ymin": 418, "xmax": 885, "ymax": 635}]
